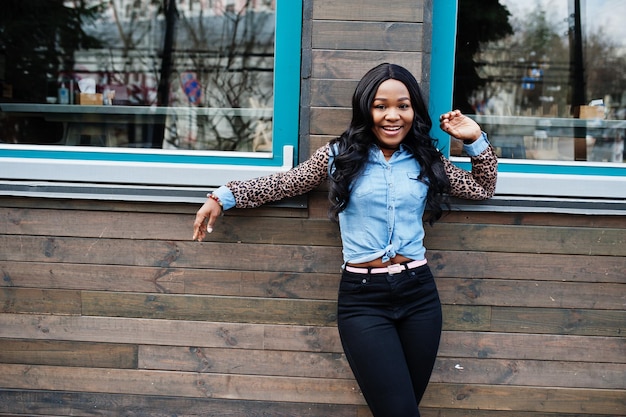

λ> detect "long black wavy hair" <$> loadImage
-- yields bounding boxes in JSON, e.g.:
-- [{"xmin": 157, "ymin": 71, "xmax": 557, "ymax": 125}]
[{"xmin": 328, "ymin": 63, "xmax": 450, "ymax": 224}]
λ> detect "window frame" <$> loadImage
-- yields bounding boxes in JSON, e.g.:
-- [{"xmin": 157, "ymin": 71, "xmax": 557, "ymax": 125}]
[
  {"xmin": 0, "ymin": 0, "xmax": 302, "ymax": 195},
  {"xmin": 428, "ymin": 0, "xmax": 626, "ymax": 201}
]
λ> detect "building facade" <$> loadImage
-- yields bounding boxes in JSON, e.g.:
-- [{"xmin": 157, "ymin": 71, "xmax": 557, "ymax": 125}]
[{"xmin": 0, "ymin": 1, "xmax": 624, "ymax": 416}]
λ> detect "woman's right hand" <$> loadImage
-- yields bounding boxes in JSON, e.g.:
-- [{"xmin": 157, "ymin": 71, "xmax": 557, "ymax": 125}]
[{"xmin": 192, "ymin": 197, "xmax": 223, "ymax": 241}]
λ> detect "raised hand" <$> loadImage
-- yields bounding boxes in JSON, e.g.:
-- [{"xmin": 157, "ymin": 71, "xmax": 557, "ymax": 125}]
[{"xmin": 439, "ymin": 110, "xmax": 482, "ymax": 143}]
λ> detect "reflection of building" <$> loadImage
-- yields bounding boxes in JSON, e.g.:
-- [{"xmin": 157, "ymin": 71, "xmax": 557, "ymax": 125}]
[
  {"xmin": 106, "ymin": 0, "xmax": 276, "ymax": 19},
  {"xmin": 521, "ymin": 66, "xmax": 544, "ymax": 108},
  {"xmin": 74, "ymin": 0, "xmax": 276, "ymax": 151}
]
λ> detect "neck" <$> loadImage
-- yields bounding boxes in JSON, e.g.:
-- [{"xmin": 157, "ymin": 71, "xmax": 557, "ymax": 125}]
[{"xmin": 378, "ymin": 144, "xmax": 398, "ymax": 157}]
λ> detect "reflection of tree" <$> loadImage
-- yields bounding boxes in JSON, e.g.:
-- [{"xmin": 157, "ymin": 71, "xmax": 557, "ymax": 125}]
[
  {"xmin": 104, "ymin": 0, "xmax": 275, "ymax": 151},
  {"xmin": 453, "ymin": 0, "xmax": 513, "ymax": 113},
  {"xmin": 584, "ymin": 31, "xmax": 626, "ymax": 116},
  {"xmin": 466, "ymin": 2, "xmax": 626, "ymax": 119},
  {"xmin": 170, "ymin": 1, "xmax": 275, "ymax": 151},
  {"xmin": 0, "ymin": 0, "xmax": 104, "ymax": 102}
]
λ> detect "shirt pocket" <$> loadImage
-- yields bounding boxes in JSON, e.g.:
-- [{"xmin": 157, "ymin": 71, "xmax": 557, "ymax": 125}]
[
  {"xmin": 351, "ymin": 168, "xmax": 374, "ymax": 197},
  {"xmin": 405, "ymin": 172, "xmax": 429, "ymax": 204}
]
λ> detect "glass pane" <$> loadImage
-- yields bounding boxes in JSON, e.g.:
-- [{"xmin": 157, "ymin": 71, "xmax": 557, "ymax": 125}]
[
  {"xmin": 0, "ymin": 0, "xmax": 275, "ymax": 152},
  {"xmin": 453, "ymin": 0, "xmax": 625, "ymax": 163}
]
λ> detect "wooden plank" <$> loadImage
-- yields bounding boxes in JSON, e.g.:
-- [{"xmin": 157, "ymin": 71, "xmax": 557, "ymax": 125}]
[
  {"xmin": 310, "ymin": 79, "xmax": 356, "ymax": 107},
  {"xmin": 0, "ymin": 313, "xmax": 344, "ymax": 353},
  {"xmin": 0, "ymin": 313, "xmax": 270, "ymax": 350},
  {"xmin": 138, "ymin": 345, "xmax": 624, "ymax": 390},
  {"xmin": 437, "ymin": 278, "xmax": 626, "ymax": 310},
  {"xmin": 0, "ymin": 261, "xmax": 341, "ymax": 300},
  {"xmin": 81, "ymin": 291, "xmax": 490, "ymax": 330},
  {"xmin": 138, "ymin": 345, "xmax": 352, "ymax": 379},
  {"xmin": 311, "ymin": 50, "xmax": 423, "ymax": 80},
  {"xmin": 439, "ymin": 331, "xmax": 626, "ymax": 364},
  {"xmin": 0, "ymin": 288, "xmax": 81, "ymax": 315},
  {"xmin": 0, "ymin": 196, "xmax": 306, "ymax": 217},
  {"xmin": 0, "ymin": 388, "xmax": 620, "ymax": 417},
  {"xmin": 81, "ymin": 291, "xmax": 339, "ymax": 326},
  {"xmin": 491, "ymin": 307, "xmax": 626, "ymax": 337},
  {"xmin": 432, "ymin": 357, "xmax": 625, "ymax": 389},
  {"xmin": 443, "ymin": 305, "xmax": 491, "ymax": 331},
  {"xmin": 421, "ymin": 410, "xmax": 617, "ymax": 417},
  {"xmin": 421, "ymin": 383, "xmax": 626, "ymax": 414},
  {"xmin": 425, "ymin": 223, "xmax": 626, "ymax": 256},
  {"xmin": 0, "ymin": 364, "xmax": 366, "ymax": 405},
  {"xmin": 0, "ymin": 236, "xmax": 344, "ymax": 274},
  {"xmin": 310, "ymin": 106, "xmax": 351, "ymax": 136},
  {"xmin": 1, "ymin": 207, "xmax": 341, "ymax": 246},
  {"xmin": 0, "ymin": 339, "xmax": 136, "ymax": 369},
  {"xmin": 312, "ymin": 0, "xmax": 424, "ymax": 22},
  {"xmin": 0, "ymin": 389, "xmax": 361, "ymax": 417},
  {"xmin": 441, "ymin": 210, "xmax": 626, "ymax": 229},
  {"xmin": 29, "ymin": 207, "xmax": 616, "ymax": 257},
  {"xmin": 428, "ymin": 250, "xmax": 626, "ymax": 283},
  {"xmin": 6, "ymin": 365, "xmax": 621, "ymax": 415},
  {"xmin": 312, "ymin": 21, "xmax": 423, "ymax": 52},
  {"xmin": 3, "ymin": 197, "xmax": 623, "ymax": 230},
  {"xmin": 0, "ymin": 261, "xmax": 188, "ymax": 294},
  {"xmin": 7, "ymin": 313, "xmax": 617, "ymax": 359}
]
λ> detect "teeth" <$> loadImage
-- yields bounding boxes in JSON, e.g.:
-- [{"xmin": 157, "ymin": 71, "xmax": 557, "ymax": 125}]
[{"xmin": 384, "ymin": 127, "xmax": 401, "ymax": 131}]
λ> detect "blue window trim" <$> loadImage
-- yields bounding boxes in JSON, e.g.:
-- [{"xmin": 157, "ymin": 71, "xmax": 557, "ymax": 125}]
[
  {"xmin": 428, "ymin": 0, "xmax": 457, "ymax": 158},
  {"xmin": 0, "ymin": 0, "xmax": 302, "ymax": 169},
  {"xmin": 428, "ymin": 0, "xmax": 625, "ymax": 200}
]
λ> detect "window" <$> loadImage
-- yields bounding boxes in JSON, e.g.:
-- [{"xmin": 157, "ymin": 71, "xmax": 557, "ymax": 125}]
[
  {"xmin": 431, "ymin": 0, "xmax": 626, "ymax": 203},
  {"xmin": 0, "ymin": 0, "xmax": 302, "ymax": 200}
]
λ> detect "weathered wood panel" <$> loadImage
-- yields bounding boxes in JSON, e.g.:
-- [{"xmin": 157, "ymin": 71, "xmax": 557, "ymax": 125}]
[
  {"xmin": 312, "ymin": 21, "xmax": 423, "ymax": 51},
  {"xmin": 0, "ymin": 389, "xmax": 364, "ymax": 417},
  {"xmin": 312, "ymin": 0, "xmax": 424, "ymax": 22},
  {"xmin": 311, "ymin": 50, "xmax": 424, "ymax": 80},
  {"xmin": 0, "ymin": 339, "xmax": 137, "ymax": 369}
]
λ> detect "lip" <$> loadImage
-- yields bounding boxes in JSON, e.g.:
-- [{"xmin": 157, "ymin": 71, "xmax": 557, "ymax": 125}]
[{"xmin": 380, "ymin": 126, "xmax": 403, "ymax": 136}]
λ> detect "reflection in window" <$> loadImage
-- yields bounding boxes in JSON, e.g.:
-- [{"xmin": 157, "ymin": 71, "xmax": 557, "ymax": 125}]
[
  {"xmin": 0, "ymin": 0, "xmax": 276, "ymax": 152},
  {"xmin": 453, "ymin": 0, "xmax": 625, "ymax": 163}
]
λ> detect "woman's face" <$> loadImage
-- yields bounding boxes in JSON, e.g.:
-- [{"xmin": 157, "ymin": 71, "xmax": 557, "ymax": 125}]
[{"xmin": 370, "ymin": 79, "xmax": 414, "ymax": 149}]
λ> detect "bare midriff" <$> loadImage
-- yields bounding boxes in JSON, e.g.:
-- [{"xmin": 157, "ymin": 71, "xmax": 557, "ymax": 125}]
[{"xmin": 347, "ymin": 254, "xmax": 414, "ymax": 268}]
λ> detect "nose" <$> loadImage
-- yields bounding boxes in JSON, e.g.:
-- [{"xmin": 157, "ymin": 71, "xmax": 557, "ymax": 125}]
[{"xmin": 385, "ymin": 107, "xmax": 400, "ymax": 120}]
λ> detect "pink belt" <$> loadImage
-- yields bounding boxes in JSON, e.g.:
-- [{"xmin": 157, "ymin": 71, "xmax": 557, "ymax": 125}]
[{"xmin": 344, "ymin": 259, "xmax": 427, "ymax": 275}]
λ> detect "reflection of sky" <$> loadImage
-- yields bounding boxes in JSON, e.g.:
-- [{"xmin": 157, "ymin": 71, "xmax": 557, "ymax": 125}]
[{"xmin": 501, "ymin": 0, "xmax": 626, "ymax": 47}]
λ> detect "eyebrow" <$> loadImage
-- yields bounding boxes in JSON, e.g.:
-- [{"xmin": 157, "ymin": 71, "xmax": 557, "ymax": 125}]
[{"xmin": 373, "ymin": 96, "xmax": 411, "ymax": 101}]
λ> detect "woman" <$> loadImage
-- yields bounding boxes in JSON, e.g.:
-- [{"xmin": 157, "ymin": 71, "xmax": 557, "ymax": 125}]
[{"xmin": 193, "ymin": 63, "xmax": 497, "ymax": 417}]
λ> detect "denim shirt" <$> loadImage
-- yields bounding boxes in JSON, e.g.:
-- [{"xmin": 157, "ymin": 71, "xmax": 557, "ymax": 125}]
[
  {"xmin": 331, "ymin": 133, "xmax": 489, "ymax": 264},
  {"xmin": 214, "ymin": 133, "xmax": 492, "ymax": 266}
]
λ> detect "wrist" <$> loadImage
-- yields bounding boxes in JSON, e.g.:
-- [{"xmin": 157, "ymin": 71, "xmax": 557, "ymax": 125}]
[
  {"xmin": 207, "ymin": 193, "xmax": 224, "ymax": 215},
  {"xmin": 462, "ymin": 131, "xmax": 484, "ymax": 145}
]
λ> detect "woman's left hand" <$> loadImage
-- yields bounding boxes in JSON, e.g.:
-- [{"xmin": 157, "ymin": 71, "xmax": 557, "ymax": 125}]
[{"xmin": 439, "ymin": 110, "xmax": 482, "ymax": 143}]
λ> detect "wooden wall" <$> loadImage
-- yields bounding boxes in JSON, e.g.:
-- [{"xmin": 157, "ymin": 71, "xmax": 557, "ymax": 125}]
[{"xmin": 1, "ymin": 0, "xmax": 625, "ymax": 416}]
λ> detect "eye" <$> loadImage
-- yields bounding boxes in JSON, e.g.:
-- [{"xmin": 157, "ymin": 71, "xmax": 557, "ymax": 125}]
[
  {"xmin": 373, "ymin": 104, "xmax": 386, "ymax": 110},
  {"xmin": 399, "ymin": 103, "xmax": 411, "ymax": 110}
]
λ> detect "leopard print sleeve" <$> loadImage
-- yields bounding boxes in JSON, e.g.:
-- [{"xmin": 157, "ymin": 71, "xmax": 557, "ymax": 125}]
[
  {"xmin": 225, "ymin": 144, "xmax": 330, "ymax": 209},
  {"xmin": 442, "ymin": 144, "xmax": 498, "ymax": 200}
]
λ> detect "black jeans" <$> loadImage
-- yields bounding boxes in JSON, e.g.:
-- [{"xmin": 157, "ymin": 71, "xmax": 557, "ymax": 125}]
[{"xmin": 337, "ymin": 264, "xmax": 442, "ymax": 417}]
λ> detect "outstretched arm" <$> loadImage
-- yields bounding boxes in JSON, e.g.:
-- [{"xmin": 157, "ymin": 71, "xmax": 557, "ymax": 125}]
[{"xmin": 192, "ymin": 144, "xmax": 330, "ymax": 241}]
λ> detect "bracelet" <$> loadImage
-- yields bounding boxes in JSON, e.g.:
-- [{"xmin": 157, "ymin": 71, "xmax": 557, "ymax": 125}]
[{"xmin": 207, "ymin": 193, "xmax": 223, "ymax": 207}]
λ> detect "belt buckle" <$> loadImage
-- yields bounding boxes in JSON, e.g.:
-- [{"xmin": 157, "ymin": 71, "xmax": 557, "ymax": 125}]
[{"xmin": 387, "ymin": 264, "xmax": 404, "ymax": 275}]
